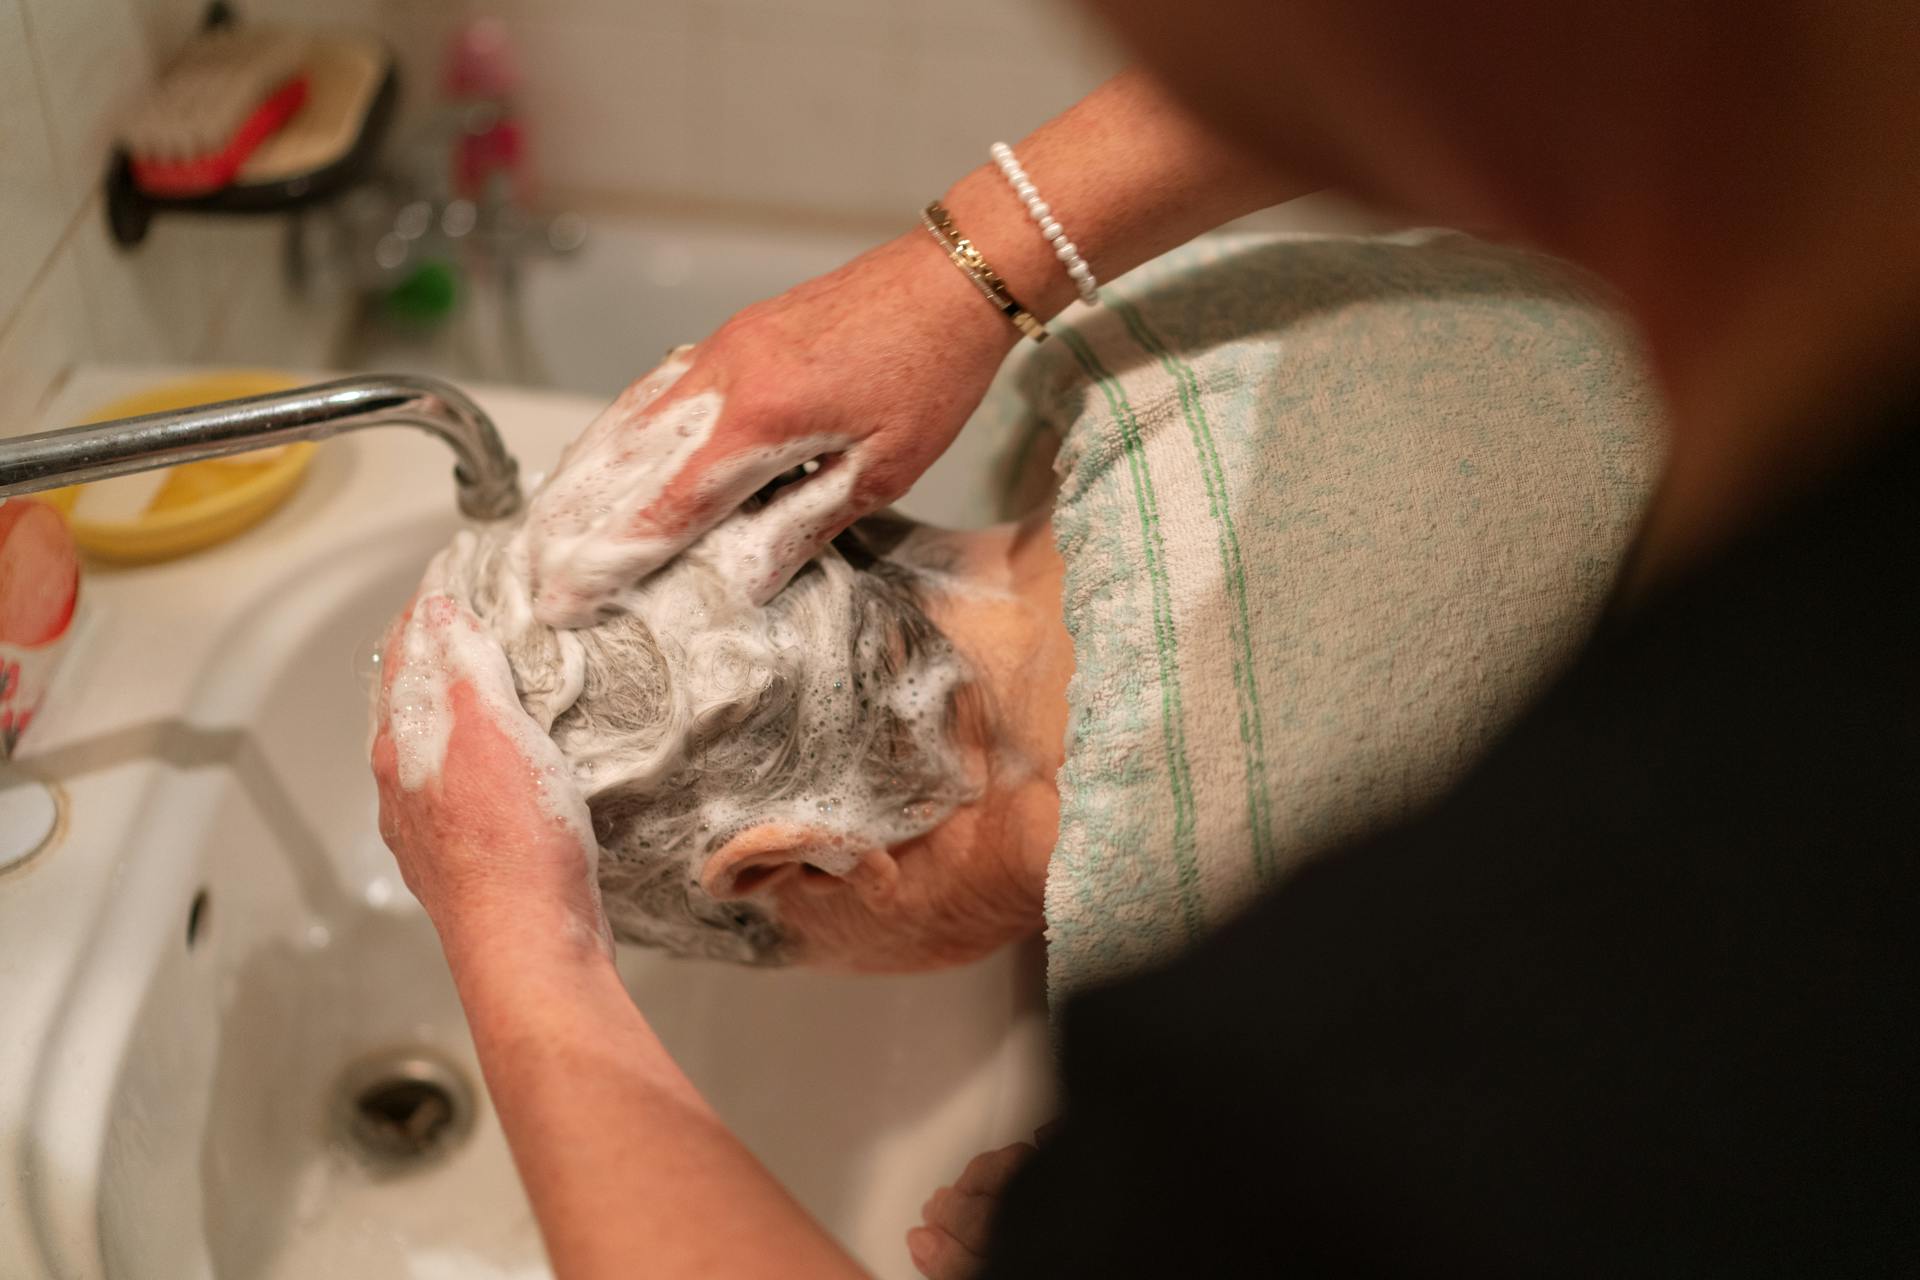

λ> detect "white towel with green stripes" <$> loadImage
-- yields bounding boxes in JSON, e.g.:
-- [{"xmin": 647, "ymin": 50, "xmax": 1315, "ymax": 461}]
[{"xmin": 1013, "ymin": 230, "xmax": 1663, "ymax": 1005}]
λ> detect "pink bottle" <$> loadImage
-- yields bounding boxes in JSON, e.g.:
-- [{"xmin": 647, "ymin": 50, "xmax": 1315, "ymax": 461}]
[
  {"xmin": 0, "ymin": 500, "xmax": 80, "ymax": 758},
  {"xmin": 444, "ymin": 19, "xmax": 527, "ymax": 202}
]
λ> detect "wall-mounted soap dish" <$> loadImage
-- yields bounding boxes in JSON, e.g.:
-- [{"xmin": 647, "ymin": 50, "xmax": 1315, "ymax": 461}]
[{"xmin": 104, "ymin": 4, "xmax": 399, "ymax": 248}]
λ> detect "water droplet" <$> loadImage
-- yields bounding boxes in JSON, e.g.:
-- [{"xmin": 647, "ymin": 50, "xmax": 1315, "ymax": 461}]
[{"xmin": 350, "ymin": 629, "xmax": 386, "ymax": 693}]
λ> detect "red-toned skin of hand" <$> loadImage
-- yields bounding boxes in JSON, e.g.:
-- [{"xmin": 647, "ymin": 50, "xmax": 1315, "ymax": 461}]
[
  {"xmin": 366, "ymin": 71, "xmax": 1295, "ymax": 1277},
  {"xmin": 370, "ymin": 595, "xmax": 866, "ymax": 1280},
  {"xmin": 370, "ymin": 595, "xmax": 607, "ymax": 949},
  {"xmin": 520, "ymin": 70, "xmax": 1294, "ymax": 623},
  {"xmin": 909, "ymin": 1142, "xmax": 1043, "ymax": 1280}
]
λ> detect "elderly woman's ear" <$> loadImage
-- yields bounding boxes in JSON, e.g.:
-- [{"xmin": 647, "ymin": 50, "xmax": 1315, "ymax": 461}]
[{"xmin": 699, "ymin": 823, "xmax": 897, "ymax": 903}]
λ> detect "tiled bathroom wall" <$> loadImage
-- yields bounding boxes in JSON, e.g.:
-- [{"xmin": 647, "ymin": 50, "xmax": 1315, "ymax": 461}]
[
  {"xmin": 0, "ymin": 0, "xmax": 442, "ymax": 435},
  {"xmin": 460, "ymin": 0, "xmax": 1124, "ymax": 222},
  {"xmin": 0, "ymin": 0, "xmax": 1123, "ymax": 432}
]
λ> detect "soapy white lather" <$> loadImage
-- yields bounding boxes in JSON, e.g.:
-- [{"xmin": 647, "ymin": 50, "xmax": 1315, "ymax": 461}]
[
  {"xmin": 693, "ymin": 454, "xmax": 862, "ymax": 604},
  {"xmin": 518, "ymin": 350, "xmax": 859, "ymax": 625},
  {"xmin": 411, "ymin": 513, "xmax": 979, "ymax": 963},
  {"xmin": 381, "ymin": 587, "xmax": 597, "ymax": 858},
  {"xmin": 384, "ymin": 611, "xmax": 453, "ymax": 793},
  {"xmin": 385, "ymin": 348, "xmax": 969, "ymax": 962}
]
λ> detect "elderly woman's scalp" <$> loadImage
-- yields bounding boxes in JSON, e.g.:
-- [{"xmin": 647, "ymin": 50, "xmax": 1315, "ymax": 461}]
[{"xmin": 428, "ymin": 519, "xmax": 977, "ymax": 963}]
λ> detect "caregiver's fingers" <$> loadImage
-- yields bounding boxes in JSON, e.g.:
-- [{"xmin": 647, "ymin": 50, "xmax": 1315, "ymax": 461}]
[
  {"xmin": 372, "ymin": 532, "xmax": 472, "ymax": 717},
  {"xmin": 391, "ymin": 592, "xmax": 525, "ymax": 731},
  {"xmin": 906, "ymin": 1143, "xmax": 1036, "ymax": 1278},
  {"xmin": 534, "ymin": 351, "xmax": 696, "ymax": 537},
  {"xmin": 920, "ymin": 1185, "xmax": 1000, "ymax": 1256},
  {"xmin": 553, "ymin": 428, "xmax": 855, "ymax": 622},
  {"xmin": 424, "ymin": 596, "xmax": 519, "ymax": 703},
  {"xmin": 371, "ymin": 726, "xmax": 401, "ymax": 817},
  {"xmin": 696, "ymin": 451, "xmax": 880, "ymax": 604},
  {"xmin": 425, "ymin": 602, "xmax": 591, "ymax": 819},
  {"xmin": 383, "ymin": 594, "xmax": 578, "ymax": 802},
  {"xmin": 444, "ymin": 676, "xmax": 595, "ymax": 840},
  {"xmin": 518, "ymin": 343, "xmax": 849, "ymax": 625},
  {"xmin": 953, "ymin": 1142, "xmax": 1037, "ymax": 1196},
  {"xmin": 365, "ymin": 592, "xmax": 418, "ymax": 755},
  {"xmin": 906, "ymin": 1224, "xmax": 983, "ymax": 1280},
  {"xmin": 517, "ymin": 354, "xmax": 711, "ymax": 624}
]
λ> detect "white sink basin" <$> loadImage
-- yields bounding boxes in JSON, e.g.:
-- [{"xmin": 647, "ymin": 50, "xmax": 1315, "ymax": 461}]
[{"xmin": 2, "ymin": 368, "xmax": 1051, "ymax": 1280}]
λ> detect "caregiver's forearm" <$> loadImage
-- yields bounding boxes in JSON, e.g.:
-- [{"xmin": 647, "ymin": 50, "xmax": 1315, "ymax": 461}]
[
  {"xmin": 516, "ymin": 67, "xmax": 1301, "ymax": 620},
  {"xmin": 939, "ymin": 68, "xmax": 1302, "ymax": 322},
  {"xmin": 435, "ymin": 899, "xmax": 866, "ymax": 1280}
]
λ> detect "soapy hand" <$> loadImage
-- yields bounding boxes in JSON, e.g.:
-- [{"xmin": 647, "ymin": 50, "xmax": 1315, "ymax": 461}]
[
  {"xmin": 908, "ymin": 1141, "xmax": 1040, "ymax": 1280},
  {"xmin": 371, "ymin": 592, "xmax": 610, "ymax": 955},
  {"xmin": 517, "ymin": 233, "xmax": 1017, "ymax": 625}
]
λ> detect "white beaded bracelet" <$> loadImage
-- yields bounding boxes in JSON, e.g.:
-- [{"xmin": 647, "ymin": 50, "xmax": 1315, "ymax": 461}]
[{"xmin": 990, "ymin": 140, "xmax": 1100, "ymax": 307}]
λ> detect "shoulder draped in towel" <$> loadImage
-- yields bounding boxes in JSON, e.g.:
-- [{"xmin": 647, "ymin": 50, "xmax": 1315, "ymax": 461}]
[{"xmin": 1017, "ymin": 231, "xmax": 1663, "ymax": 1006}]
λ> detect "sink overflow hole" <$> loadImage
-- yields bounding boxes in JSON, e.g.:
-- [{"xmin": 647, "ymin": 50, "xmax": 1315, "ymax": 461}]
[
  {"xmin": 334, "ymin": 1050, "xmax": 475, "ymax": 1171},
  {"xmin": 185, "ymin": 889, "xmax": 210, "ymax": 949}
]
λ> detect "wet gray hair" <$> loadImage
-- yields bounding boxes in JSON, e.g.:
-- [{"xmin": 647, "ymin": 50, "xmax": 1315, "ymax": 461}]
[{"xmin": 431, "ymin": 514, "xmax": 978, "ymax": 964}]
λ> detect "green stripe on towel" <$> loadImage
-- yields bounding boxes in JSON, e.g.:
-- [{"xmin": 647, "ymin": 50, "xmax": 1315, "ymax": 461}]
[
  {"xmin": 1058, "ymin": 327, "xmax": 1205, "ymax": 942},
  {"xmin": 1113, "ymin": 297, "xmax": 1280, "ymax": 884}
]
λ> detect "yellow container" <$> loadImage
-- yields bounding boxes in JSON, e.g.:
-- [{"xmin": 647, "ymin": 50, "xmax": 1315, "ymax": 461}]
[{"xmin": 40, "ymin": 371, "xmax": 317, "ymax": 564}]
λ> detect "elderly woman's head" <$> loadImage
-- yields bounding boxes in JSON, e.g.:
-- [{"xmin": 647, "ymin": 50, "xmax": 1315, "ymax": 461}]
[{"xmin": 418, "ymin": 511, "xmax": 1066, "ymax": 971}]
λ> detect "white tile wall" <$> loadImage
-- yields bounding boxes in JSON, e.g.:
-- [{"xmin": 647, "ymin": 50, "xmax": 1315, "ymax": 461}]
[
  {"xmin": 496, "ymin": 10, "xmax": 698, "ymax": 199},
  {"xmin": 0, "ymin": 0, "xmax": 1135, "ymax": 433},
  {"xmin": 73, "ymin": 212, "xmax": 235, "ymax": 365},
  {"xmin": 697, "ymin": 3, "xmax": 912, "ymax": 214},
  {"xmin": 0, "ymin": 0, "xmax": 66, "ymax": 327},
  {"xmin": 0, "ymin": 248, "xmax": 92, "ymax": 432},
  {"xmin": 20, "ymin": 0, "xmax": 154, "ymax": 208},
  {"xmin": 0, "ymin": 0, "xmax": 446, "ymax": 436},
  {"xmin": 462, "ymin": 0, "xmax": 1124, "ymax": 218}
]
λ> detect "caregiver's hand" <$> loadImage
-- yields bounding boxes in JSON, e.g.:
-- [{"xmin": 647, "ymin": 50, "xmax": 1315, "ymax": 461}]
[
  {"xmin": 520, "ymin": 232, "xmax": 1016, "ymax": 622},
  {"xmin": 370, "ymin": 594, "xmax": 864, "ymax": 1280},
  {"xmin": 520, "ymin": 70, "xmax": 1296, "ymax": 626},
  {"xmin": 910, "ymin": 1141, "xmax": 1040, "ymax": 1280},
  {"xmin": 371, "ymin": 592, "xmax": 609, "ymax": 956}
]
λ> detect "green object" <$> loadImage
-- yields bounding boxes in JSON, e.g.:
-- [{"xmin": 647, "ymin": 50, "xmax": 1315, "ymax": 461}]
[{"xmin": 384, "ymin": 259, "xmax": 460, "ymax": 327}]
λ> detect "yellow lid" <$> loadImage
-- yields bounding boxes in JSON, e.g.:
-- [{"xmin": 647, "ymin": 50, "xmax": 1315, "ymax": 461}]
[{"xmin": 40, "ymin": 371, "xmax": 318, "ymax": 564}]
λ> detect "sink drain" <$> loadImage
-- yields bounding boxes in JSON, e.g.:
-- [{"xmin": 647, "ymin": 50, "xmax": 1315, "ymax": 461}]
[{"xmin": 332, "ymin": 1049, "xmax": 476, "ymax": 1171}]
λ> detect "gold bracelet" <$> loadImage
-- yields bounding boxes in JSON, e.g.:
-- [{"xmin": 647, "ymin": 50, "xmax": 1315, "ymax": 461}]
[{"xmin": 921, "ymin": 201, "xmax": 1049, "ymax": 343}]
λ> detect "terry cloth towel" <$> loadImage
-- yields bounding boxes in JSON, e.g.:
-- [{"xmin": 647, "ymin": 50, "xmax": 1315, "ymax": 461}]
[{"xmin": 1017, "ymin": 231, "xmax": 1663, "ymax": 1007}]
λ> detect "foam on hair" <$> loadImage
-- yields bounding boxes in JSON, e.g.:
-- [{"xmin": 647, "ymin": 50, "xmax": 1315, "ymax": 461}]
[{"xmin": 425, "ymin": 510, "xmax": 978, "ymax": 964}]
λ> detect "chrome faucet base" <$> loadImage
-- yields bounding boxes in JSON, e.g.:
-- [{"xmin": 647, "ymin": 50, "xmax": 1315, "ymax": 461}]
[{"xmin": 0, "ymin": 375, "xmax": 522, "ymax": 522}]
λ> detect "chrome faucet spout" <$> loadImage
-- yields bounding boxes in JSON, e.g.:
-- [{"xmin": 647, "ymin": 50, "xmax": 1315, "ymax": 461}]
[{"xmin": 0, "ymin": 375, "xmax": 523, "ymax": 521}]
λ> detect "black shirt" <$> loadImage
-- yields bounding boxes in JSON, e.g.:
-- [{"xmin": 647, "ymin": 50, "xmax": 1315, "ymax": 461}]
[{"xmin": 984, "ymin": 399, "xmax": 1920, "ymax": 1277}]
